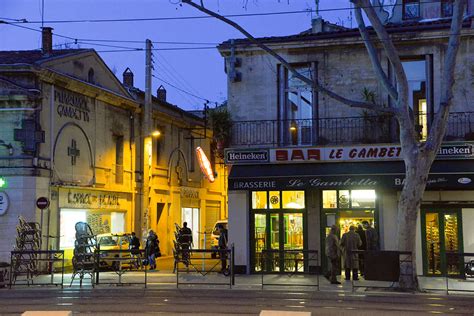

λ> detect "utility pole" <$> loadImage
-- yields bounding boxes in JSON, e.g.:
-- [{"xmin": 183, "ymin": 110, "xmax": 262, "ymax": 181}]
[{"xmin": 141, "ymin": 39, "xmax": 153, "ymax": 240}]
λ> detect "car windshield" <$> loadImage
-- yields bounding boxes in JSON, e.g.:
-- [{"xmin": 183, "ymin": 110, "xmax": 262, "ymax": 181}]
[
  {"xmin": 213, "ymin": 223, "xmax": 228, "ymax": 235},
  {"xmin": 99, "ymin": 236, "xmax": 118, "ymax": 246}
]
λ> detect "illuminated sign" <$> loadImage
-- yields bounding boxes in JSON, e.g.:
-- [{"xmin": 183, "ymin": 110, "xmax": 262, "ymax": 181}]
[
  {"xmin": 0, "ymin": 177, "xmax": 6, "ymax": 188},
  {"xmin": 196, "ymin": 146, "xmax": 215, "ymax": 183}
]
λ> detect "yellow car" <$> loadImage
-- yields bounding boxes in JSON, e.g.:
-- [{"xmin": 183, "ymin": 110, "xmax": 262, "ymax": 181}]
[{"xmin": 97, "ymin": 233, "xmax": 136, "ymax": 270}]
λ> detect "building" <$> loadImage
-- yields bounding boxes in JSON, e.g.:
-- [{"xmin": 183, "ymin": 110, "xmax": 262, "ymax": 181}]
[
  {"xmin": 219, "ymin": 3, "xmax": 474, "ymax": 276},
  {"xmin": 0, "ymin": 28, "xmax": 140, "ymax": 263},
  {"xmin": 123, "ymin": 70, "xmax": 227, "ymax": 255},
  {"xmin": 0, "ymin": 28, "xmax": 227, "ymax": 264}
]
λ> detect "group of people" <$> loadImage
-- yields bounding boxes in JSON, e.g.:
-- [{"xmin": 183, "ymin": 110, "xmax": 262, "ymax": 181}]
[
  {"xmin": 325, "ymin": 221, "xmax": 378, "ymax": 284},
  {"xmin": 128, "ymin": 230, "xmax": 161, "ymax": 270}
]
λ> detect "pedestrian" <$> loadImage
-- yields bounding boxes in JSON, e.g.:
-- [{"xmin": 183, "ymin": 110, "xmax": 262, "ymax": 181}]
[
  {"xmin": 217, "ymin": 224, "xmax": 228, "ymax": 273},
  {"xmin": 325, "ymin": 225, "xmax": 341, "ymax": 284},
  {"xmin": 356, "ymin": 224, "xmax": 367, "ymax": 276},
  {"xmin": 178, "ymin": 222, "xmax": 193, "ymax": 267},
  {"xmin": 340, "ymin": 225, "xmax": 362, "ymax": 281},
  {"xmin": 363, "ymin": 221, "xmax": 379, "ymax": 251},
  {"xmin": 129, "ymin": 232, "xmax": 141, "ymax": 268},
  {"xmin": 145, "ymin": 229, "xmax": 159, "ymax": 270}
]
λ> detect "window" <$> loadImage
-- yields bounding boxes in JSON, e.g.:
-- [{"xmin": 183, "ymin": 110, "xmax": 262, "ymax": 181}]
[
  {"xmin": 251, "ymin": 191, "xmax": 305, "ymax": 210},
  {"xmin": 402, "ymin": 59, "xmax": 428, "ymax": 140},
  {"xmin": 403, "ymin": 0, "xmax": 420, "ymax": 19},
  {"xmin": 441, "ymin": 0, "xmax": 454, "ymax": 17},
  {"xmin": 280, "ymin": 64, "xmax": 315, "ymax": 146},
  {"xmin": 322, "ymin": 189, "xmax": 376, "ymax": 209},
  {"xmin": 88, "ymin": 68, "xmax": 95, "ymax": 83},
  {"xmin": 115, "ymin": 135, "xmax": 124, "ymax": 184}
]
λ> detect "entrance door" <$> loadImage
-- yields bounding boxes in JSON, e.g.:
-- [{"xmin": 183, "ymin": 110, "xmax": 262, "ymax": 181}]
[
  {"xmin": 252, "ymin": 212, "xmax": 304, "ymax": 272},
  {"xmin": 422, "ymin": 209, "xmax": 463, "ymax": 276},
  {"xmin": 182, "ymin": 207, "xmax": 200, "ymax": 248}
]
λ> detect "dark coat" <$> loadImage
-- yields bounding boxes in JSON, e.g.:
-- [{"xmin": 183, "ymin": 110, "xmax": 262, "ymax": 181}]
[
  {"xmin": 356, "ymin": 227, "xmax": 367, "ymax": 251},
  {"xmin": 340, "ymin": 230, "xmax": 362, "ymax": 269},
  {"xmin": 145, "ymin": 233, "xmax": 159, "ymax": 256},
  {"xmin": 365, "ymin": 227, "xmax": 379, "ymax": 251},
  {"xmin": 325, "ymin": 232, "xmax": 340, "ymax": 260},
  {"xmin": 218, "ymin": 228, "xmax": 228, "ymax": 249}
]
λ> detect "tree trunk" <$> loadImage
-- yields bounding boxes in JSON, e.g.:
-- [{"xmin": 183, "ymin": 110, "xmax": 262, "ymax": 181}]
[{"xmin": 397, "ymin": 155, "xmax": 432, "ymax": 289}]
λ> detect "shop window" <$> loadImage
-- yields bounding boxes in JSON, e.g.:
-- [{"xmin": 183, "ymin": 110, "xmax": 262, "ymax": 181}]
[
  {"xmin": 282, "ymin": 191, "xmax": 305, "ymax": 209},
  {"xmin": 322, "ymin": 190, "xmax": 337, "ymax": 208},
  {"xmin": 338, "ymin": 190, "xmax": 350, "ymax": 208},
  {"xmin": 115, "ymin": 135, "xmax": 124, "ymax": 184},
  {"xmin": 252, "ymin": 191, "xmax": 268, "ymax": 209},
  {"xmin": 351, "ymin": 190, "xmax": 376, "ymax": 208},
  {"xmin": 441, "ymin": 0, "xmax": 454, "ymax": 17},
  {"xmin": 403, "ymin": 0, "xmax": 420, "ymax": 19},
  {"xmin": 60, "ymin": 209, "xmax": 87, "ymax": 249},
  {"xmin": 269, "ymin": 191, "xmax": 281, "ymax": 209}
]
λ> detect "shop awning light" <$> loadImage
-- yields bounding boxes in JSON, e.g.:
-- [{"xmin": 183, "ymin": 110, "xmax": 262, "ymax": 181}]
[{"xmin": 196, "ymin": 146, "xmax": 215, "ymax": 183}]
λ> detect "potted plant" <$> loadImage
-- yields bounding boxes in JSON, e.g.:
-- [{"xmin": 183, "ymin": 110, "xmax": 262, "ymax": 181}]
[{"xmin": 208, "ymin": 106, "xmax": 232, "ymax": 157}]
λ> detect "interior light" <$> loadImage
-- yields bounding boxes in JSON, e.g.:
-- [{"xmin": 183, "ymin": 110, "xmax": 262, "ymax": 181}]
[
  {"xmin": 289, "ymin": 126, "xmax": 297, "ymax": 131},
  {"xmin": 351, "ymin": 190, "xmax": 376, "ymax": 200},
  {"xmin": 285, "ymin": 202, "xmax": 301, "ymax": 209}
]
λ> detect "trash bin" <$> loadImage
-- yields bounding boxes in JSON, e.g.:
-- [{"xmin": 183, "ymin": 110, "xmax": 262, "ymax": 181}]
[{"xmin": 0, "ymin": 262, "xmax": 10, "ymax": 288}]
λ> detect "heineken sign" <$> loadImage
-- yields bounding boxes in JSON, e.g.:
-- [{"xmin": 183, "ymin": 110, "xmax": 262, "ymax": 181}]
[{"xmin": 225, "ymin": 142, "xmax": 474, "ymax": 165}]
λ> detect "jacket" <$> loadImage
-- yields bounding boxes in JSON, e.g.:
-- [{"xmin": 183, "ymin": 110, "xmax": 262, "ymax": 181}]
[
  {"xmin": 325, "ymin": 233, "xmax": 340, "ymax": 260},
  {"xmin": 340, "ymin": 230, "xmax": 362, "ymax": 269}
]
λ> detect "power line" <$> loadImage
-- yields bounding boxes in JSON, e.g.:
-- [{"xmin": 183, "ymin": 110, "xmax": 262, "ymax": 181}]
[
  {"xmin": 152, "ymin": 74, "xmax": 216, "ymax": 103},
  {"xmin": 2, "ymin": 1, "xmax": 452, "ymax": 25}
]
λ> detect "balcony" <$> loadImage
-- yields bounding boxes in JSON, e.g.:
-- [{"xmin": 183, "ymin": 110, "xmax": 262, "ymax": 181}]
[{"xmin": 229, "ymin": 112, "xmax": 474, "ymax": 148}]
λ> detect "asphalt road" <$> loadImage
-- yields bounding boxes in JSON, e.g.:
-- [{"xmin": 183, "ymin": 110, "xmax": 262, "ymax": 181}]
[{"xmin": 1, "ymin": 287, "xmax": 474, "ymax": 316}]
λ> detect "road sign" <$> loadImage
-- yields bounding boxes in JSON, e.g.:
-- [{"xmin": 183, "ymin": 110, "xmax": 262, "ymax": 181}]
[
  {"xmin": 0, "ymin": 192, "xmax": 9, "ymax": 215},
  {"xmin": 36, "ymin": 196, "xmax": 50, "ymax": 209}
]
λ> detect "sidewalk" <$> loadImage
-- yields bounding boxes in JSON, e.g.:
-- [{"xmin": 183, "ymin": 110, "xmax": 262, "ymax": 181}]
[{"xmin": 4, "ymin": 256, "xmax": 474, "ymax": 295}]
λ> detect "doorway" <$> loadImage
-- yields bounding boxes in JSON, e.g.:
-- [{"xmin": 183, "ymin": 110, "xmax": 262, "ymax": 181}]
[
  {"xmin": 421, "ymin": 209, "xmax": 463, "ymax": 276},
  {"xmin": 181, "ymin": 207, "xmax": 200, "ymax": 248}
]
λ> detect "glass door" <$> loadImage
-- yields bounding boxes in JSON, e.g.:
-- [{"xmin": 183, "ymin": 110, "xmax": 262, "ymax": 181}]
[
  {"xmin": 422, "ymin": 209, "xmax": 463, "ymax": 276},
  {"xmin": 283, "ymin": 213, "xmax": 304, "ymax": 272},
  {"xmin": 254, "ymin": 213, "xmax": 266, "ymax": 272}
]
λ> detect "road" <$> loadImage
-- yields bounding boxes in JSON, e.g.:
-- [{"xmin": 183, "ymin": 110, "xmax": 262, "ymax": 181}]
[{"xmin": 1, "ymin": 286, "xmax": 474, "ymax": 315}]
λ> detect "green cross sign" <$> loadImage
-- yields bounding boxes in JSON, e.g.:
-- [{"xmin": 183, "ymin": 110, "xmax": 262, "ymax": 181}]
[{"xmin": 0, "ymin": 177, "xmax": 6, "ymax": 188}]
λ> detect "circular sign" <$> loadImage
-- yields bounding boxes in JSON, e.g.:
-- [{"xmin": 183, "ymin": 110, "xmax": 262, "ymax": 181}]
[
  {"xmin": 36, "ymin": 196, "xmax": 50, "ymax": 209},
  {"xmin": 0, "ymin": 192, "xmax": 9, "ymax": 216}
]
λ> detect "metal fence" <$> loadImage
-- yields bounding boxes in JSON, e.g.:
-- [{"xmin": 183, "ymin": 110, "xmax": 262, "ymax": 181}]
[
  {"xmin": 259, "ymin": 250, "xmax": 319, "ymax": 289},
  {"xmin": 175, "ymin": 247, "xmax": 234, "ymax": 288},
  {"xmin": 229, "ymin": 112, "xmax": 474, "ymax": 147},
  {"xmin": 9, "ymin": 250, "xmax": 65, "ymax": 288}
]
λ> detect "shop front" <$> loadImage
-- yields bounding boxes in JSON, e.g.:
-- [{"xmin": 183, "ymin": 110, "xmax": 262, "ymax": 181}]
[
  {"xmin": 56, "ymin": 188, "xmax": 133, "ymax": 264},
  {"xmin": 226, "ymin": 144, "xmax": 474, "ymax": 275}
]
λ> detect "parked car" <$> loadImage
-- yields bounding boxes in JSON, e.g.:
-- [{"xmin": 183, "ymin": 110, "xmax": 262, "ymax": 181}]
[
  {"xmin": 97, "ymin": 233, "xmax": 133, "ymax": 270},
  {"xmin": 210, "ymin": 220, "xmax": 228, "ymax": 258}
]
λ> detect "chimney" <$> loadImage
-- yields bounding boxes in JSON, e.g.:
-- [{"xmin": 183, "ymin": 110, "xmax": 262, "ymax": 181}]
[
  {"xmin": 311, "ymin": 17, "xmax": 324, "ymax": 34},
  {"xmin": 122, "ymin": 67, "xmax": 134, "ymax": 87},
  {"xmin": 157, "ymin": 85, "xmax": 166, "ymax": 102},
  {"xmin": 41, "ymin": 27, "xmax": 53, "ymax": 55}
]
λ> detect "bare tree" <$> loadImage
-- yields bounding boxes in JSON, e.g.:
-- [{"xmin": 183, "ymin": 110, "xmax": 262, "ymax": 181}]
[{"xmin": 182, "ymin": 0, "xmax": 468, "ymax": 289}]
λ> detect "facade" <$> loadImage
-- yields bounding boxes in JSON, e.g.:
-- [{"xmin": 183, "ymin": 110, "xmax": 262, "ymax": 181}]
[
  {"xmin": 0, "ymin": 28, "xmax": 227, "ymax": 264},
  {"xmin": 219, "ymin": 10, "xmax": 474, "ymax": 275}
]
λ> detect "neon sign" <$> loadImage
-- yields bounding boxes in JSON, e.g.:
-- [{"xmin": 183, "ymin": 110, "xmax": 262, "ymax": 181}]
[{"xmin": 196, "ymin": 146, "xmax": 215, "ymax": 183}]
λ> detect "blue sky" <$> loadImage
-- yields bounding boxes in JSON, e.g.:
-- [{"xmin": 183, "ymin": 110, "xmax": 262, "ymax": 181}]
[{"xmin": 0, "ymin": 0, "xmax": 350, "ymax": 110}]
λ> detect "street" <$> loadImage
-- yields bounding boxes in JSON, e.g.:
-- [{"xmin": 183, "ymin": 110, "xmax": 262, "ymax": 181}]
[{"xmin": 1, "ymin": 286, "xmax": 474, "ymax": 315}]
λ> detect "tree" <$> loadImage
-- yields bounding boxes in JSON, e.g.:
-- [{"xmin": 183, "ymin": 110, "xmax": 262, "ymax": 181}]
[{"xmin": 182, "ymin": 0, "xmax": 468, "ymax": 289}]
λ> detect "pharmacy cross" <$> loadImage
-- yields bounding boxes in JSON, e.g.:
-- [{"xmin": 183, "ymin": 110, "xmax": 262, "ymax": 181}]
[{"xmin": 68, "ymin": 139, "xmax": 80, "ymax": 165}]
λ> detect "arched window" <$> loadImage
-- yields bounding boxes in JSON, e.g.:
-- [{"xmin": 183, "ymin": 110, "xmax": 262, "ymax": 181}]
[{"xmin": 88, "ymin": 68, "xmax": 95, "ymax": 83}]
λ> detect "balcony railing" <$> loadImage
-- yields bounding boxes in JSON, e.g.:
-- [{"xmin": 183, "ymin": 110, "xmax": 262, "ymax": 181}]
[{"xmin": 229, "ymin": 112, "xmax": 474, "ymax": 147}]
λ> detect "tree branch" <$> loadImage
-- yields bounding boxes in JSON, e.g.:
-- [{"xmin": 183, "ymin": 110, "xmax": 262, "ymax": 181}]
[
  {"xmin": 182, "ymin": 0, "xmax": 397, "ymax": 115},
  {"xmin": 424, "ymin": 0, "xmax": 467, "ymax": 152},
  {"xmin": 353, "ymin": 4, "xmax": 398, "ymax": 102}
]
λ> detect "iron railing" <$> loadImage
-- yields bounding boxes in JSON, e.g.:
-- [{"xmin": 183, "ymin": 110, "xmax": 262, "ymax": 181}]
[{"xmin": 229, "ymin": 112, "xmax": 474, "ymax": 147}]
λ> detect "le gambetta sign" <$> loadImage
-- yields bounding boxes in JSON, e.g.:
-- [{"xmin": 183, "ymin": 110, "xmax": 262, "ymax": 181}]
[{"xmin": 225, "ymin": 143, "xmax": 474, "ymax": 164}]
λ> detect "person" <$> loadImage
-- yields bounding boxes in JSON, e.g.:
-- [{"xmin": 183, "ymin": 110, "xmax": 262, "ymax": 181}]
[
  {"xmin": 340, "ymin": 225, "xmax": 362, "ymax": 281},
  {"xmin": 145, "ymin": 229, "xmax": 159, "ymax": 270},
  {"xmin": 129, "ymin": 232, "xmax": 141, "ymax": 268},
  {"xmin": 217, "ymin": 223, "xmax": 228, "ymax": 273},
  {"xmin": 178, "ymin": 222, "xmax": 193, "ymax": 267},
  {"xmin": 363, "ymin": 221, "xmax": 379, "ymax": 251},
  {"xmin": 356, "ymin": 224, "xmax": 367, "ymax": 276},
  {"xmin": 325, "ymin": 225, "xmax": 341, "ymax": 284}
]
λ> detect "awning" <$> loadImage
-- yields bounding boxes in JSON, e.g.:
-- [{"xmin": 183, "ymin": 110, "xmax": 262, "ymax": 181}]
[{"xmin": 228, "ymin": 160, "xmax": 474, "ymax": 190}]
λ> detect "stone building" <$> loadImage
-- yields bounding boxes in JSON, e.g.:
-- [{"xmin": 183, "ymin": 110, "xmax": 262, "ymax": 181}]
[
  {"xmin": 219, "ymin": 5, "xmax": 474, "ymax": 277},
  {"xmin": 0, "ymin": 28, "xmax": 227, "ymax": 264}
]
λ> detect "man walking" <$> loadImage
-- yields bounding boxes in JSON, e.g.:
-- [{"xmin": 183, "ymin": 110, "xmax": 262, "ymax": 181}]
[
  {"xmin": 363, "ymin": 221, "xmax": 379, "ymax": 251},
  {"xmin": 340, "ymin": 225, "xmax": 362, "ymax": 281},
  {"xmin": 325, "ymin": 225, "xmax": 341, "ymax": 284}
]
